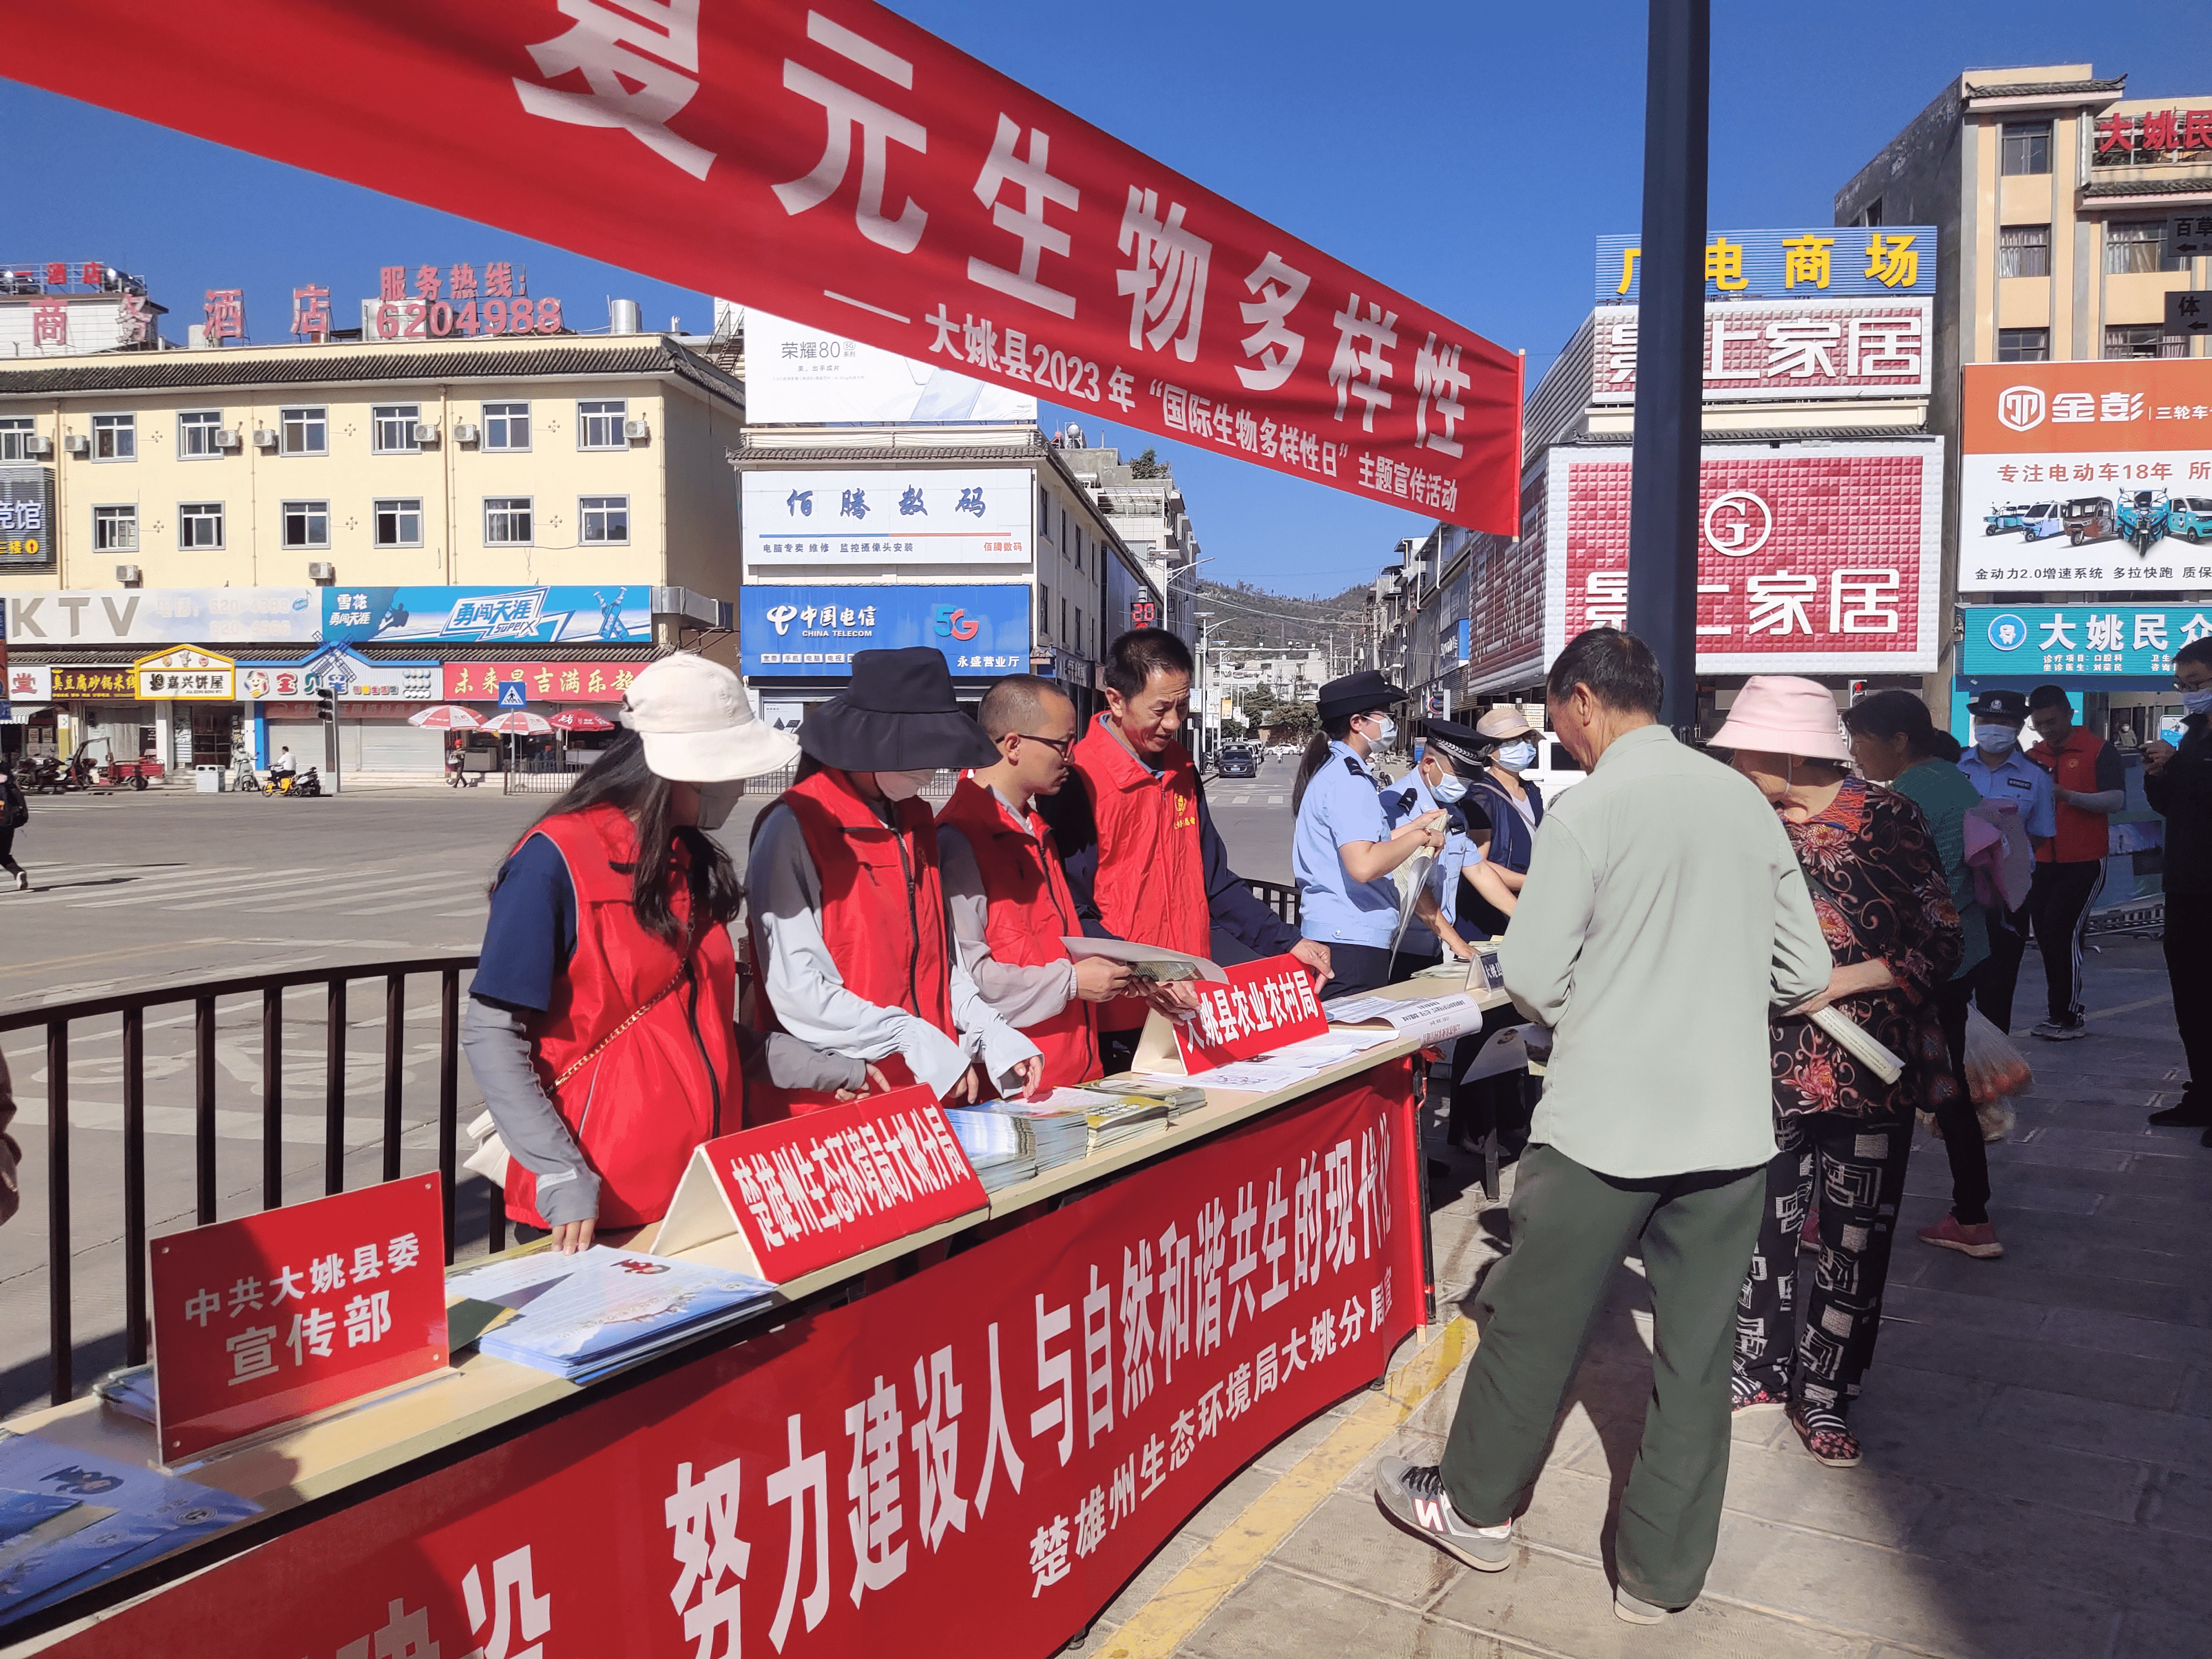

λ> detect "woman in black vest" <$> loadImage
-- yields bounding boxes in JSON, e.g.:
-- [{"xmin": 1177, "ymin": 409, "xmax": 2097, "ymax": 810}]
[{"xmin": 1448, "ymin": 705, "xmax": 1546, "ymax": 1152}]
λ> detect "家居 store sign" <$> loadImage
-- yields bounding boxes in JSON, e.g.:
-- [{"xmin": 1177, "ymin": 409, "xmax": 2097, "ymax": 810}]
[
  {"xmin": 1543, "ymin": 442, "xmax": 1944, "ymax": 673},
  {"xmin": 1, "ymin": 2, "xmax": 1521, "ymax": 531}
]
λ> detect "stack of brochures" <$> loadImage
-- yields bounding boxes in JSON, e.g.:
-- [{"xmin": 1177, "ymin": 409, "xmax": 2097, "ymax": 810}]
[
  {"xmin": 1073, "ymin": 1077, "xmax": 1206, "ymax": 1117},
  {"xmin": 946, "ymin": 1089, "xmax": 1175, "ymax": 1182},
  {"xmin": 463, "ymin": 1247, "xmax": 774, "ymax": 1384},
  {"xmin": 941, "ymin": 1109, "xmax": 1044, "ymax": 1193}
]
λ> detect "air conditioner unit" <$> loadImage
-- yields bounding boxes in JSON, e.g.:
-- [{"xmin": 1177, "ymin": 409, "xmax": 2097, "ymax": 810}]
[
  {"xmin": 623, "ymin": 418, "xmax": 651, "ymax": 441},
  {"xmin": 306, "ymin": 561, "xmax": 337, "ymax": 582},
  {"xmin": 61, "ymin": 433, "xmax": 88, "ymax": 456},
  {"xmin": 452, "ymin": 422, "xmax": 479, "ymax": 444},
  {"xmin": 215, "ymin": 429, "xmax": 242, "ymax": 450},
  {"xmin": 253, "ymin": 428, "xmax": 279, "ymax": 450},
  {"xmin": 30, "ymin": 434, "xmax": 55, "ymax": 456},
  {"xmin": 114, "ymin": 564, "xmax": 142, "ymax": 585},
  {"xmin": 411, "ymin": 421, "xmax": 440, "ymax": 444}
]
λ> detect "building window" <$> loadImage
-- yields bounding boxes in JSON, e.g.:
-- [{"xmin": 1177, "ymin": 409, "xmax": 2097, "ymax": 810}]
[
  {"xmin": 483, "ymin": 497, "xmax": 533, "ymax": 545},
  {"xmin": 0, "ymin": 417, "xmax": 34, "ymax": 461},
  {"xmin": 2106, "ymin": 220, "xmax": 2184, "ymax": 275},
  {"xmin": 2104, "ymin": 324, "xmax": 2167, "ymax": 359},
  {"xmin": 1075, "ymin": 607, "xmax": 1085, "ymax": 655},
  {"xmin": 374, "ymin": 498, "xmax": 422, "ymax": 548},
  {"xmin": 1853, "ymin": 198, "xmax": 1884, "ymax": 229},
  {"xmin": 281, "ymin": 500, "xmax": 330, "ymax": 549},
  {"xmin": 279, "ymin": 406, "xmax": 327, "ymax": 455},
  {"xmin": 1040, "ymin": 583, "xmax": 1052, "ymax": 639},
  {"xmin": 1997, "ymin": 224, "xmax": 2050, "ymax": 279},
  {"xmin": 92, "ymin": 504, "xmax": 137, "ymax": 551},
  {"xmin": 577, "ymin": 399, "xmax": 627, "ymax": 449},
  {"xmin": 92, "ymin": 413, "xmax": 135, "ymax": 461},
  {"xmin": 372, "ymin": 404, "xmax": 421, "ymax": 453},
  {"xmin": 179, "ymin": 410, "xmax": 221, "ymax": 459},
  {"xmin": 483, "ymin": 402, "xmax": 530, "ymax": 451},
  {"xmin": 1997, "ymin": 328, "xmax": 2051, "ymax": 362},
  {"xmin": 579, "ymin": 494, "xmax": 629, "ymax": 544},
  {"xmin": 178, "ymin": 502, "xmax": 225, "ymax": 549},
  {"xmin": 2001, "ymin": 121, "xmax": 2052, "ymax": 176}
]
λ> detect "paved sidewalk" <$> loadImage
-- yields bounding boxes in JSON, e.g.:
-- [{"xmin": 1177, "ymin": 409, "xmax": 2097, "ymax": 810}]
[{"xmin": 1076, "ymin": 931, "xmax": 2208, "ymax": 1659}]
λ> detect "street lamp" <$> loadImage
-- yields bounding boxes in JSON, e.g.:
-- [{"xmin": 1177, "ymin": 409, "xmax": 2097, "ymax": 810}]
[{"xmin": 1193, "ymin": 609, "xmax": 1217, "ymax": 760}]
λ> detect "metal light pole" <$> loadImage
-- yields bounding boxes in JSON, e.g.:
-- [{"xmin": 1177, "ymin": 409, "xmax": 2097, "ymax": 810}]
[{"xmin": 1624, "ymin": 0, "xmax": 1710, "ymax": 737}]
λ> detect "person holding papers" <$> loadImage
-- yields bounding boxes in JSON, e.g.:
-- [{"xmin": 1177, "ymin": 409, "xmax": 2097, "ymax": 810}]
[
  {"xmin": 462, "ymin": 654, "xmax": 800, "ymax": 1253},
  {"xmin": 1290, "ymin": 671, "xmax": 1447, "ymax": 997},
  {"xmin": 1040, "ymin": 628, "xmax": 1320, "ymax": 1072},
  {"xmin": 938, "ymin": 675, "xmax": 1133, "ymax": 1091},
  {"xmin": 747, "ymin": 648, "xmax": 1042, "ymax": 1121}
]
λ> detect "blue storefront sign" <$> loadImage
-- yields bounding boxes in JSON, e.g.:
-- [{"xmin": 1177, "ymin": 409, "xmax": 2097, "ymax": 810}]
[
  {"xmin": 742, "ymin": 585, "xmax": 1031, "ymax": 678},
  {"xmin": 1597, "ymin": 226, "xmax": 1937, "ymax": 303},
  {"xmin": 321, "ymin": 586, "xmax": 651, "ymax": 644},
  {"xmin": 1961, "ymin": 604, "xmax": 2212, "ymax": 679}
]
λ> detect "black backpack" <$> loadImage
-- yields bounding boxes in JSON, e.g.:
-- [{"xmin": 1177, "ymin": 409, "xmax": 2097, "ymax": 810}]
[{"xmin": 2, "ymin": 776, "xmax": 27, "ymax": 831}]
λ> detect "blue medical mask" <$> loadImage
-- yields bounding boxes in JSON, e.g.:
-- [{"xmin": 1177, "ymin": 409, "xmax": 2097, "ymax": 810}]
[
  {"xmin": 1428, "ymin": 770, "xmax": 1468, "ymax": 804},
  {"xmin": 1974, "ymin": 722, "xmax": 2018, "ymax": 754},
  {"xmin": 1495, "ymin": 739, "xmax": 1538, "ymax": 774},
  {"xmin": 2183, "ymin": 688, "xmax": 2212, "ymax": 717}
]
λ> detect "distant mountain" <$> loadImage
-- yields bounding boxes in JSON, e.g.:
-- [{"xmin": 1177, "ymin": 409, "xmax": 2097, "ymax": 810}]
[{"xmin": 1192, "ymin": 578, "xmax": 1369, "ymax": 649}]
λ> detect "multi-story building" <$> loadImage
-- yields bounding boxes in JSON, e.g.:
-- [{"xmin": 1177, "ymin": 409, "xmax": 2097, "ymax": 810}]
[
  {"xmin": 1060, "ymin": 444, "xmax": 1201, "ymax": 648},
  {"xmin": 1, "ymin": 326, "xmax": 742, "ymax": 778}
]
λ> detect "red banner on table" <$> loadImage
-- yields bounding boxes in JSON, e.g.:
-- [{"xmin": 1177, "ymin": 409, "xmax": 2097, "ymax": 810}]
[
  {"xmin": 1175, "ymin": 953, "xmax": 1329, "ymax": 1073},
  {"xmin": 147, "ymin": 1176, "xmax": 448, "ymax": 1463},
  {"xmin": 0, "ymin": 3, "xmax": 1520, "ymax": 531},
  {"xmin": 52, "ymin": 1068, "xmax": 1419, "ymax": 1658},
  {"xmin": 442, "ymin": 660, "xmax": 640, "ymax": 702},
  {"xmin": 653, "ymin": 1083, "xmax": 988, "ymax": 1275}
]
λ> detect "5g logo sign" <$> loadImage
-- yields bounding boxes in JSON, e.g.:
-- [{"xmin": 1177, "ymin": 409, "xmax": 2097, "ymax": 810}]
[{"xmin": 932, "ymin": 605, "xmax": 980, "ymax": 641}]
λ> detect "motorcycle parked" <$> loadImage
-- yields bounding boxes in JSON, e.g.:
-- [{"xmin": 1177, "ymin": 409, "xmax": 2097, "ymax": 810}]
[{"xmin": 265, "ymin": 767, "xmax": 325, "ymax": 798}]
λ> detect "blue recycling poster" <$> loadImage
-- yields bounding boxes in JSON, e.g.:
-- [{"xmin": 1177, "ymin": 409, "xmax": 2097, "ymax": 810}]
[{"xmin": 321, "ymin": 586, "xmax": 651, "ymax": 644}]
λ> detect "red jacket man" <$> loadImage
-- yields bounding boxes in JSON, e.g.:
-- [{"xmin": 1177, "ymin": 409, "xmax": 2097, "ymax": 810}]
[
  {"xmin": 2021, "ymin": 684, "xmax": 2126, "ymax": 1039},
  {"xmin": 1039, "ymin": 628, "xmax": 1326, "ymax": 1071}
]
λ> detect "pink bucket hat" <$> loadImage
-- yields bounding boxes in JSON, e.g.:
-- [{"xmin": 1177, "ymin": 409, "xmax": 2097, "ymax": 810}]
[{"xmin": 1708, "ymin": 675, "xmax": 1852, "ymax": 763}]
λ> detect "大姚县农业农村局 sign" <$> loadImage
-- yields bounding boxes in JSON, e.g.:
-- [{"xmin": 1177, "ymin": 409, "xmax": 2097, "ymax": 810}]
[
  {"xmin": 1597, "ymin": 227, "xmax": 1937, "ymax": 303},
  {"xmin": 741, "ymin": 584, "xmax": 1030, "ymax": 677},
  {"xmin": 1963, "ymin": 604, "xmax": 2212, "ymax": 679},
  {"xmin": 1, "ymin": 3, "xmax": 1522, "ymax": 531},
  {"xmin": 322, "ymin": 586, "xmax": 651, "ymax": 644}
]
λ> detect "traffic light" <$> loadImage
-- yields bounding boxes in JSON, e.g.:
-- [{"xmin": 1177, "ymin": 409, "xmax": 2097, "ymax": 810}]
[{"xmin": 316, "ymin": 688, "xmax": 337, "ymax": 724}]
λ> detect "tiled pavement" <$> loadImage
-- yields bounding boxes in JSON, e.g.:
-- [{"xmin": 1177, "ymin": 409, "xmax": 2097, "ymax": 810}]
[{"xmin": 1073, "ymin": 931, "xmax": 2209, "ymax": 1658}]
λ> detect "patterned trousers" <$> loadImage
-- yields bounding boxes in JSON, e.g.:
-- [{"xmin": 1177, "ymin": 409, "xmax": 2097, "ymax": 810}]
[{"xmin": 1734, "ymin": 1109, "xmax": 1914, "ymax": 1415}]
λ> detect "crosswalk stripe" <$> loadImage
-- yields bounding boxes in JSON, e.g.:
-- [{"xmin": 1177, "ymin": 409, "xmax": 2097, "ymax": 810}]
[
  {"xmin": 1269, "ymin": 795, "xmax": 1285, "ymax": 805},
  {"xmin": 68, "ymin": 868, "xmax": 327, "ymax": 910},
  {"xmin": 9, "ymin": 865, "xmax": 258, "ymax": 905},
  {"xmin": 241, "ymin": 877, "xmax": 472, "ymax": 916},
  {"xmin": 184, "ymin": 870, "xmax": 463, "ymax": 914}
]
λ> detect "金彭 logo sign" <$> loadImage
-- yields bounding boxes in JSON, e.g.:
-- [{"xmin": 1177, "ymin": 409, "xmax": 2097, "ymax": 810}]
[{"xmin": 1998, "ymin": 386, "xmax": 2047, "ymax": 432}]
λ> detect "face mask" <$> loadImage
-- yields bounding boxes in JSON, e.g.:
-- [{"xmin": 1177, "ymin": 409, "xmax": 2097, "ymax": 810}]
[
  {"xmin": 1428, "ymin": 770, "xmax": 1468, "ymax": 805},
  {"xmin": 1974, "ymin": 723, "xmax": 2018, "ymax": 754},
  {"xmin": 1363, "ymin": 715, "xmax": 1397, "ymax": 747},
  {"xmin": 2183, "ymin": 688, "xmax": 2212, "ymax": 717},
  {"xmin": 1495, "ymin": 740, "xmax": 1537, "ymax": 774},
  {"xmin": 694, "ymin": 780, "xmax": 745, "ymax": 830},
  {"xmin": 878, "ymin": 768, "xmax": 936, "ymax": 801}
]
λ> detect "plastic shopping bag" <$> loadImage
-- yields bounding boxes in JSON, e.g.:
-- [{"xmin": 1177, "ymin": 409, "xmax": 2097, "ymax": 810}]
[{"xmin": 1961, "ymin": 1006, "xmax": 2033, "ymax": 1104}]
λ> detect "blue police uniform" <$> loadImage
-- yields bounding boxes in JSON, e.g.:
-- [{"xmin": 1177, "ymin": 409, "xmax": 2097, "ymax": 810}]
[
  {"xmin": 1381, "ymin": 761, "xmax": 1484, "ymax": 957},
  {"xmin": 1294, "ymin": 742, "xmax": 1399, "ymax": 948},
  {"xmin": 1957, "ymin": 747, "xmax": 2057, "ymax": 839}
]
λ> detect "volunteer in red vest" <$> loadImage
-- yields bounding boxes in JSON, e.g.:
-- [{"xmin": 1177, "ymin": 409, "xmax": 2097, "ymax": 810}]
[
  {"xmin": 461, "ymin": 653, "xmax": 800, "ymax": 1253},
  {"xmin": 1040, "ymin": 627, "xmax": 1324, "ymax": 1073},
  {"xmin": 938, "ymin": 675, "xmax": 1133, "ymax": 1091},
  {"xmin": 2021, "ymin": 683, "xmax": 2126, "ymax": 1039},
  {"xmin": 747, "ymin": 647, "xmax": 1044, "ymax": 1121}
]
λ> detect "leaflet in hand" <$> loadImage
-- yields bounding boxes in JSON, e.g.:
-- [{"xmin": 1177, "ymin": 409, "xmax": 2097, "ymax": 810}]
[
  {"xmin": 1060, "ymin": 936, "xmax": 1225, "ymax": 984},
  {"xmin": 474, "ymin": 1247, "xmax": 774, "ymax": 1382}
]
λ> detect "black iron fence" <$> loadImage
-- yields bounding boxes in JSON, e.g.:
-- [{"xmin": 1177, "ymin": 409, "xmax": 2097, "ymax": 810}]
[
  {"xmin": 4, "ymin": 955, "xmax": 480, "ymax": 1409},
  {"xmin": 1247, "ymin": 879, "xmax": 1300, "ymax": 930}
]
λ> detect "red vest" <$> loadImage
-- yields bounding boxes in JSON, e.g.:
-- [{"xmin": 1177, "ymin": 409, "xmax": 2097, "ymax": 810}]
[
  {"xmin": 2027, "ymin": 729, "xmax": 2111, "ymax": 865},
  {"xmin": 936, "ymin": 775, "xmax": 1100, "ymax": 1089},
  {"xmin": 747, "ymin": 768, "xmax": 957, "ymax": 1122},
  {"xmin": 1068, "ymin": 714, "xmax": 1208, "ymax": 1031},
  {"xmin": 508, "ymin": 804, "xmax": 740, "ymax": 1232}
]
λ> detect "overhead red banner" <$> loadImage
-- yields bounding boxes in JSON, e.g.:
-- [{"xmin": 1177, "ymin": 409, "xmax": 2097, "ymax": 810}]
[
  {"xmin": 0, "ymin": 2, "xmax": 1520, "ymax": 531},
  {"xmin": 36, "ymin": 1067, "xmax": 1420, "ymax": 1658}
]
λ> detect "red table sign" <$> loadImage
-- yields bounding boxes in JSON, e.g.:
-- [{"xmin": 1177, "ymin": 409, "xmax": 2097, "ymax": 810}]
[
  {"xmin": 653, "ymin": 1084, "xmax": 988, "ymax": 1277},
  {"xmin": 1174, "ymin": 953, "xmax": 1329, "ymax": 1073},
  {"xmin": 148, "ymin": 1176, "xmax": 448, "ymax": 1463}
]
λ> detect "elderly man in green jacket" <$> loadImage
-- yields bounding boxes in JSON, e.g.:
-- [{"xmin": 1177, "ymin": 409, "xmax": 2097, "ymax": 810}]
[{"xmin": 1375, "ymin": 627, "xmax": 1832, "ymax": 1626}]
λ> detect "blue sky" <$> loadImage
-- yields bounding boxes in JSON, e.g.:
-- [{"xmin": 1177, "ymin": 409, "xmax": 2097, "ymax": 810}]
[{"xmin": 1, "ymin": 3, "xmax": 2197, "ymax": 594}]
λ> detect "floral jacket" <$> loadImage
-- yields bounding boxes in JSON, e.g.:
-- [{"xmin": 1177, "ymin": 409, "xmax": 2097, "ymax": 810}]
[{"xmin": 1772, "ymin": 778, "xmax": 1963, "ymax": 1119}]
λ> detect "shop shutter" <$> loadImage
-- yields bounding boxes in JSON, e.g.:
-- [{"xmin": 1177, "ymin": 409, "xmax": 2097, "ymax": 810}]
[
  {"xmin": 264, "ymin": 721, "xmax": 326, "ymax": 771},
  {"xmin": 359, "ymin": 721, "xmax": 442, "ymax": 773}
]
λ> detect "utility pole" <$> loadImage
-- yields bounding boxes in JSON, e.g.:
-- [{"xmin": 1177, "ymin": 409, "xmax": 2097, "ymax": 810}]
[{"xmin": 1624, "ymin": 0, "xmax": 1710, "ymax": 737}]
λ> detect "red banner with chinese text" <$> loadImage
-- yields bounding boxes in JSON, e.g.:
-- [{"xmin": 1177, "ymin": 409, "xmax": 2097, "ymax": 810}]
[
  {"xmin": 43, "ymin": 1068, "xmax": 1419, "ymax": 1659},
  {"xmin": 442, "ymin": 660, "xmax": 640, "ymax": 702},
  {"xmin": 0, "ymin": 2, "xmax": 1520, "ymax": 530},
  {"xmin": 1174, "ymin": 953, "xmax": 1329, "ymax": 1073}
]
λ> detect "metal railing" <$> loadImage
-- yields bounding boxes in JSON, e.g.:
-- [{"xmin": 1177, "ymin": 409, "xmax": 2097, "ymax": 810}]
[
  {"xmin": 1247, "ymin": 879, "xmax": 1300, "ymax": 930},
  {"xmin": 4, "ymin": 954, "xmax": 479, "ymax": 1408}
]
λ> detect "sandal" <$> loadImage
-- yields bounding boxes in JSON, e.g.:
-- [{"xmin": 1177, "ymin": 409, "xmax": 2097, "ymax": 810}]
[
  {"xmin": 1790, "ymin": 1404, "xmax": 1860, "ymax": 1468},
  {"xmin": 1730, "ymin": 1376, "xmax": 1786, "ymax": 1417}
]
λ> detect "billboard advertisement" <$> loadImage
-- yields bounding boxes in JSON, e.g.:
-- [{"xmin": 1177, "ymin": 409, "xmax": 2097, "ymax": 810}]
[
  {"xmin": 743, "ymin": 469, "xmax": 1032, "ymax": 571},
  {"xmin": 321, "ymin": 585, "xmax": 653, "ymax": 644},
  {"xmin": 0, "ymin": 465, "xmax": 55, "ymax": 569},
  {"xmin": 1961, "ymin": 604, "xmax": 2212, "ymax": 679},
  {"xmin": 1961, "ymin": 359, "xmax": 2212, "ymax": 596},
  {"xmin": 1589, "ymin": 298, "xmax": 1929, "ymax": 404},
  {"xmin": 741, "ymin": 583, "xmax": 1030, "ymax": 677},
  {"xmin": 1598, "ymin": 227, "xmax": 1937, "ymax": 303},
  {"xmin": 3, "ymin": 587, "xmax": 318, "ymax": 645},
  {"xmin": 744, "ymin": 306, "xmax": 1038, "ymax": 425},
  {"xmin": 1543, "ymin": 442, "xmax": 1944, "ymax": 674}
]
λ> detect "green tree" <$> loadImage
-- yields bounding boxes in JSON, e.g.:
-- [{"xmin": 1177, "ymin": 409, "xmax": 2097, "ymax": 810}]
[{"xmin": 1130, "ymin": 447, "xmax": 1165, "ymax": 478}]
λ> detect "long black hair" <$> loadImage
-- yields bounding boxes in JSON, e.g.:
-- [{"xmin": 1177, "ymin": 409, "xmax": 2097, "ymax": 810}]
[
  {"xmin": 1842, "ymin": 688, "xmax": 1963, "ymax": 764},
  {"xmin": 509, "ymin": 729, "xmax": 745, "ymax": 947},
  {"xmin": 1292, "ymin": 715, "xmax": 1358, "ymax": 815}
]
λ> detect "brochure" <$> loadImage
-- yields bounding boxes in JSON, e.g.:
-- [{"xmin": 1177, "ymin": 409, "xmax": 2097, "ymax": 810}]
[
  {"xmin": 1060, "ymin": 937, "xmax": 1225, "ymax": 984},
  {"xmin": 1323, "ymin": 992, "xmax": 1490, "ymax": 1045},
  {"xmin": 475, "ymin": 1248, "xmax": 774, "ymax": 1381}
]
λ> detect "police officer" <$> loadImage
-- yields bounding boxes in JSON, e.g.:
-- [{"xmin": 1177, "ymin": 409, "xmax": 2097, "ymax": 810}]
[
  {"xmin": 1291, "ymin": 671, "xmax": 1447, "ymax": 998},
  {"xmin": 1380, "ymin": 718, "xmax": 1520, "ymax": 961},
  {"xmin": 1957, "ymin": 687, "xmax": 2058, "ymax": 1034}
]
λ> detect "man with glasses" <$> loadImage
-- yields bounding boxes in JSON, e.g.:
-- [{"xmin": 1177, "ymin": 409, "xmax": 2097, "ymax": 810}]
[
  {"xmin": 2142, "ymin": 639, "xmax": 2212, "ymax": 1137},
  {"xmin": 938, "ymin": 675, "xmax": 1133, "ymax": 1089}
]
